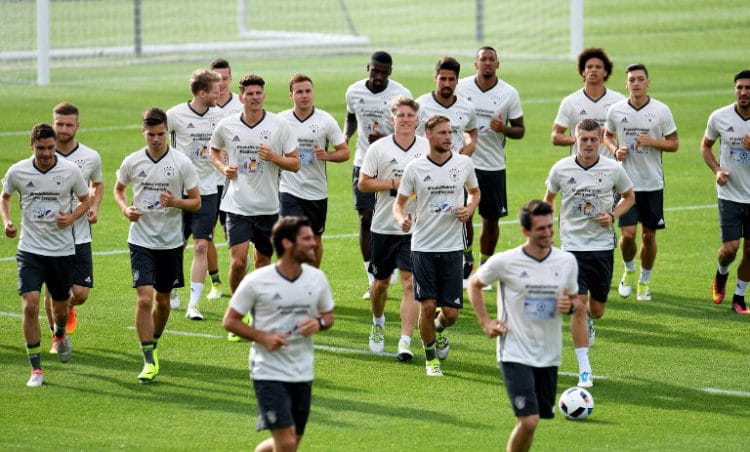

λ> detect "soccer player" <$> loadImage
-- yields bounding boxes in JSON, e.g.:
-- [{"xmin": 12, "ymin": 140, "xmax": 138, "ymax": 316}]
[
  {"xmin": 279, "ymin": 73, "xmax": 349, "ymax": 268},
  {"xmin": 544, "ymin": 119, "xmax": 634, "ymax": 388},
  {"xmin": 2, "ymin": 123, "xmax": 90, "ymax": 387},
  {"xmin": 114, "ymin": 108, "xmax": 201, "ymax": 383},
  {"xmin": 345, "ymin": 51, "xmax": 412, "ymax": 299},
  {"xmin": 43, "ymin": 102, "xmax": 103, "ymax": 351},
  {"xmin": 210, "ymin": 58, "xmax": 243, "ymax": 116},
  {"xmin": 223, "ymin": 216, "xmax": 334, "ymax": 452},
  {"xmin": 456, "ymin": 46, "xmax": 525, "ymax": 281},
  {"xmin": 393, "ymin": 115, "xmax": 480, "ymax": 376},
  {"xmin": 701, "ymin": 69, "xmax": 750, "ymax": 314},
  {"xmin": 167, "ymin": 68, "xmax": 224, "ymax": 320},
  {"xmin": 551, "ymin": 47, "xmax": 625, "ymax": 159},
  {"xmin": 358, "ymin": 96, "xmax": 428, "ymax": 361},
  {"xmin": 604, "ymin": 63, "xmax": 679, "ymax": 301},
  {"xmin": 209, "ymin": 74, "xmax": 299, "ymax": 294},
  {"xmin": 467, "ymin": 200, "xmax": 579, "ymax": 452}
]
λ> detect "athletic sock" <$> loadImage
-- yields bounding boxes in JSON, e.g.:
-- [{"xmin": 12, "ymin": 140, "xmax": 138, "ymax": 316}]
[
  {"xmin": 209, "ymin": 270, "xmax": 221, "ymax": 284},
  {"xmin": 640, "ymin": 268, "xmax": 652, "ymax": 284},
  {"xmin": 575, "ymin": 347, "xmax": 591, "ymax": 374},
  {"xmin": 434, "ymin": 318, "xmax": 446, "ymax": 333},
  {"xmin": 189, "ymin": 282, "xmax": 203, "ymax": 308},
  {"xmin": 141, "ymin": 341, "xmax": 155, "ymax": 364},
  {"xmin": 373, "ymin": 315, "xmax": 385, "ymax": 328},
  {"xmin": 718, "ymin": 264, "xmax": 730, "ymax": 275},
  {"xmin": 364, "ymin": 262, "xmax": 375, "ymax": 285},
  {"xmin": 399, "ymin": 335, "xmax": 411, "ymax": 345},
  {"xmin": 54, "ymin": 324, "xmax": 65, "ymax": 339},
  {"xmin": 26, "ymin": 343, "xmax": 42, "ymax": 370},
  {"xmin": 624, "ymin": 260, "xmax": 636, "ymax": 272},
  {"xmin": 735, "ymin": 279, "xmax": 749, "ymax": 296},
  {"xmin": 423, "ymin": 341, "xmax": 437, "ymax": 361}
]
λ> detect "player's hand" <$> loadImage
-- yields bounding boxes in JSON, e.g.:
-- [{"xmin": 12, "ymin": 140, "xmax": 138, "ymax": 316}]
[
  {"xmin": 743, "ymin": 134, "xmax": 750, "ymax": 150},
  {"xmin": 615, "ymin": 146, "xmax": 628, "ymax": 161},
  {"xmin": 224, "ymin": 164, "xmax": 238, "ymax": 180},
  {"xmin": 258, "ymin": 143, "xmax": 273, "ymax": 161},
  {"xmin": 56, "ymin": 210, "xmax": 74, "ymax": 229},
  {"xmin": 489, "ymin": 112, "xmax": 505, "ymax": 133},
  {"xmin": 636, "ymin": 134, "xmax": 653, "ymax": 148},
  {"xmin": 313, "ymin": 145, "xmax": 327, "ymax": 161},
  {"xmin": 455, "ymin": 207, "xmax": 472, "ymax": 223},
  {"xmin": 716, "ymin": 168, "xmax": 730, "ymax": 186},
  {"xmin": 123, "ymin": 205, "xmax": 144, "ymax": 222},
  {"xmin": 557, "ymin": 288, "xmax": 572, "ymax": 314},
  {"xmin": 400, "ymin": 212, "xmax": 413, "ymax": 233},
  {"xmin": 596, "ymin": 212, "xmax": 613, "ymax": 228},
  {"xmin": 295, "ymin": 317, "xmax": 320, "ymax": 337},
  {"xmin": 367, "ymin": 131, "xmax": 384, "ymax": 144},
  {"xmin": 159, "ymin": 190, "xmax": 175, "ymax": 208},
  {"xmin": 88, "ymin": 208, "xmax": 99, "ymax": 224},
  {"xmin": 259, "ymin": 331, "xmax": 289, "ymax": 351},
  {"xmin": 4, "ymin": 221, "xmax": 17, "ymax": 238},
  {"xmin": 481, "ymin": 319, "xmax": 507, "ymax": 338}
]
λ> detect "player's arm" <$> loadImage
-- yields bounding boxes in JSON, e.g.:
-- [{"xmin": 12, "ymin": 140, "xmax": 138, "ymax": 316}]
[
  {"xmin": 295, "ymin": 309, "xmax": 335, "ymax": 336},
  {"xmin": 543, "ymin": 189, "xmax": 558, "ymax": 213},
  {"xmin": 603, "ymin": 129, "xmax": 619, "ymax": 155},
  {"xmin": 223, "ymin": 307, "xmax": 288, "ymax": 351},
  {"xmin": 344, "ymin": 112, "xmax": 358, "ymax": 144},
  {"xmin": 88, "ymin": 180, "xmax": 104, "ymax": 224},
  {"xmin": 556, "ymin": 288, "xmax": 578, "ymax": 315},
  {"xmin": 460, "ymin": 129, "xmax": 477, "ymax": 156},
  {"xmin": 701, "ymin": 136, "xmax": 730, "ymax": 186},
  {"xmin": 392, "ymin": 193, "xmax": 412, "ymax": 232},
  {"xmin": 468, "ymin": 274, "xmax": 506, "ymax": 337},
  {"xmin": 162, "ymin": 186, "xmax": 200, "ymax": 212},
  {"xmin": 462, "ymin": 185, "xmax": 481, "ymax": 217},
  {"xmin": 637, "ymin": 131, "xmax": 679, "ymax": 152},
  {"xmin": 358, "ymin": 171, "xmax": 392, "ymax": 194},
  {"xmin": 504, "ymin": 116, "xmax": 525, "ymax": 139},
  {"xmin": 114, "ymin": 181, "xmax": 143, "ymax": 222},
  {"xmin": 551, "ymin": 123, "xmax": 575, "ymax": 147},
  {"xmin": 260, "ymin": 144, "xmax": 301, "ymax": 172},
  {"xmin": 58, "ymin": 193, "xmax": 90, "ymax": 229},
  {"xmin": 1, "ymin": 192, "xmax": 17, "ymax": 238},
  {"xmin": 315, "ymin": 141, "xmax": 349, "ymax": 163},
  {"xmin": 613, "ymin": 188, "xmax": 635, "ymax": 219}
]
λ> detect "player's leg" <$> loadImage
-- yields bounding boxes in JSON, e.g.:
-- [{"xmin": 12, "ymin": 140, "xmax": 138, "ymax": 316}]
[
  {"xmin": 434, "ymin": 251, "xmax": 463, "ymax": 361},
  {"xmin": 42, "ymin": 288, "xmax": 56, "ymax": 352},
  {"xmin": 501, "ymin": 362, "xmax": 542, "ymax": 451},
  {"xmin": 617, "ymin": 218, "xmax": 638, "ymax": 298},
  {"xmin": 732, "ymin": 239, "xmax": 750, "ymax": 314},
  {"xmin": 477, "ymin": 169, "xmax": 508, "ymax": 263},
  {"xmin": 396, "ymin": 236, "xmax": 417, "ymax": 362},
  {"xmin": 253, "ymin": 380, "xmax": 306, "ymax": 452},
  {"xmin": 130, "ymin": 244, "xmax": 158, "ymax": 382},
  {"xmin": 367, "ymin": 232, "xmax": 397, "ymax": 353},
  {"xmin": 251, "ymin": 214, "xmax": 276, "ymax": 271},
  {"xmin": 713, "ymin": 199, "xmax": 743, "ymax": 304},
  {"xmin": 353, "ymin": 166, "xmax": 376, "ymax": 297},
  {"xmin": 47, "ymin": 255, "xmax": 75, "ymax": 362},
  {"xmin": 636, "ymin": 190, "xmax": 666, "ymax": 301},
  {"xmin": 226, "ymin": 213, "xmax": 252, "ymax": 293}
]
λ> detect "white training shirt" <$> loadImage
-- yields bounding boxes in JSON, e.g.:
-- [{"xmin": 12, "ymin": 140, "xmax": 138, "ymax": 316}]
[
  {"xmin": 167, "ymin": 102, "xmax": 226, "ymax": 194},
  {"xmin": 210, "ymin": 111, "xmax": 298, "ymax": 216},
  {"xmin": 553, "ymin": 87, "xmax": 626, "ymax": 159},
  {"xmin": 2, "ymin": 156, "xmax": 88, "ymax": 256},
  {"xmin": 475, "ymin": 245, "xmax": 578, "ymax": 368},
  {"xmin": 456, "ymin": 76, "xmax": 523, "ymax": 171},
  {"xmin": 705, "ymin": 103, "xmax": 750, "ymax": 203},
  {"xmin": 229, "ymin": 264, "xmax": 335, "ymax": 382},
  {"xmin": 218, "ymin": 93, "xmax": 244, "ymax": 117},
  {"xmin": 56, "ymin": 143, "xmax": 103, "ymax": 244},
  {"xmin": 278, "ymin": 107, "xmax": 346, "ymax": 201},
  {"xmin": 115, "ymin": 148, "xmax": 199, "ymax": 249},
  {"xmin": 605, "ymin": 97, "xmax": 677, "ymax": 191},
  {"xmin": 414, "ymin": 92, "xmax": 477, "ymax": 154},
  {"xmin": 345, "ymin": 79, "xmax": 412, "ymax": 167},
  {"xmin": 546, "ymin": 155, "xmax": 633, "ymax": 251},
  {"xmin": 360, "ymin": 134, "xmax": 428, "ymax": 235},
  {"xmin": 398, "ymin": 153, "xmax": 478, "ymax": 252}
]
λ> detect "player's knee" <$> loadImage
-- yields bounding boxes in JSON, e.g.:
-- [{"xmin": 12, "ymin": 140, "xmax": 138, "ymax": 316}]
[
  {"xmin": 517, "ymin": 415, "xmax": 539, "ymax": 434},
  {"xmin": 22, "ymin": 300, "xmax": 40, "ymax": 318},
  {"xmin": 193, "ymin": 239, "xmax": 209, "ymax": 255},
  {"xmin": 440, "ymin": 307, "xmax": 459, "ymax": 325},
  {"xmin": 73, "ymin": 287, "xmax": 89, "ymax": 305}
]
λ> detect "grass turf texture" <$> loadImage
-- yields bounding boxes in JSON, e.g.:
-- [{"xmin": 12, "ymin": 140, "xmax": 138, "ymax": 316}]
[{"xmin": 1, "ymin": 3, "xmax": 750, "ymax": 450}]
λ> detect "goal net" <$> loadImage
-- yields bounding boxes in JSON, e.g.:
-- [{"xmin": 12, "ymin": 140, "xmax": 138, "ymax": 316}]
[{"xmin": 0, "ymin": 0, "xmax": 580, "ymax": 85}]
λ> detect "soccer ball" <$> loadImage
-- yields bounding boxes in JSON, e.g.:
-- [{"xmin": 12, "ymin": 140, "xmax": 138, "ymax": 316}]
[{"xmin": 558, "ymin": 387, "xmax": 594, "ymax": 420}]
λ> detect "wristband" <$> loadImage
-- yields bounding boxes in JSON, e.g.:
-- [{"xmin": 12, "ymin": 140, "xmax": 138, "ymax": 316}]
[
  {"xmin": 567, "ymin": 304, "xmax": 575, "ymax": 315},
  {"xmin": 317, "ymin": 317, "xmax": 326, "ymax": 330}
]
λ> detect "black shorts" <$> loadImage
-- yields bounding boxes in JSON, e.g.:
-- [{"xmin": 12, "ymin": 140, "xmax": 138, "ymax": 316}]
[
  {"xmin": 182, "ymin": 193, "xmax": 219, "ymax": 241},
  {"xmin": 225, "ymin": 212, "xmax": 277, "ymax": 257},
  {"xmin": 570, "ymin": 250, "xmax": 614, "ymax": 303},
  {"xmin": 352, "ymin": 166, "xmax": 376, "ymax": 210},
  {"xmin": 17, "ymin": 251, "xmax": 75, "ymax": 301},
  {"xmin": 500, "ymin": 361, "xmax": 558, "ymax": 419},
  {"xmin": 73, "ymin": 242, "xmax": 94, "ymax": 288},
  {"xmin": 411, "ymin": 250, "xmax": 463, "ymax": 308},
  {"xmin": 128, "ymin": 243, "xmax": 184, "ymax": 293},
  {"xmin": 369, "ymin": 232, "xmax": 412, "ymax": 280},
  {"xmin": 280, "ymin": 192, "xmax": 328, "ymax": 236},
  {"xmin": 217, "ymin": 184, "xmax": 227, "ymax": 228},
  {"xmin": 618, "ymin": 190, "xmax": 665, "ymax": 230},
  {"xmin": 476, "ymin": 169, "xmax": 508, "ymax": 220},
  {"xmin": 718, "ymin": 198, "xmax": 750, "ymax": 243},
  {"xmin": 253, "ymin": 380, "xmax": 313, "ymax": 435}
]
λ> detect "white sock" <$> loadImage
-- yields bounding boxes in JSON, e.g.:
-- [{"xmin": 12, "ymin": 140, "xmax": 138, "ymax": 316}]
[
  {"xmin": 624, "ymin": 260, "xmax": 636, "ymax": 272},
  {"xmin": 400, "ymin": 335, "xmax": 411, "ymax": 345},
  {"xmin": 373, "ymin": 315, "xmax": 385, "ymax": 328},
  {"xmin": 189, "ymin": 282, "xmax": 203, "ymax": 308},
  {"xmin": 575, "ymin": 347, "xmax": 591, "ymax": 374},
  {"xmin": 718, "ymin": 264, "xmax": 730, "ymax": 275},
  {"xmin": 364, "ymin": 261, "xmax": 375, "ymax": 284},
  {"xmin": 736, "ymin": 279, "xmax": 749, "ymax": 296},
  {"xmin": 640, "ymin": 268, "xmax": 652, "ymax": 284}
]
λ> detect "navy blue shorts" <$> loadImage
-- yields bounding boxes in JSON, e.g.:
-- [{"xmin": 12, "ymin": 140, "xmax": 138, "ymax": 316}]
[
  {"xmin": 253, "ymin": 380, "xmax": 313, "ymax": 435},
  {"xmin": 476, "ymin": 169, "xmax": 508, "ymax": 220},
  {"xmin": 570, "ymin": 250, "xmax": 614, "ymax": 303},
  {"xmin": 718, "ymin": 198, "xmax": 750, "ymax": 243},
  {"xmin": 17, "ymin": 251, "xmax": 75, "ymax": 301},
  {"xmin": 618, "ymin": 190, "xmax": 665, "ymax": 230},
  {"xmin": 182, "ymin": 193, "xmax": 219, "ymax": 241},
  {"xmin": 411, "ymin": 250, "xmax": 463, "ymax": 308},
  {"xmin": 369, "ymin": 232, "xmax": 412, "ymax": 280},
  {"xmin": 500, "ymin": 361, "xmax": 558, "ymax": 419},
  {"xmin": 73, "ymin": 242, "xmax": 94, "ymax": 288},
  {"xmin": 225, "ymin": 212, "xmax": 277, "ymax": 257},
  {"xmin": 280, "ymin": 192, "xmax": 327, "ymax": 236},
  {"xmin": 128, "ymin": 243, "xmax": 184, "ymax": 293},
  {"xmin": 352, "ymin": 166, "xmax": 376, "ymax": 210}
]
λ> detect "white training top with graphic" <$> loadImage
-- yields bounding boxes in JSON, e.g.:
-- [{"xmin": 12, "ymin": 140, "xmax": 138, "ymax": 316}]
[
  {"xmin": 2, "ymin": 156, "xmax": 88, "ymax": 256},
  {"xmin": 360, "ymin": 134, "xmax": 428, "ymax": 235},
  {"xmin": 278, "ymin": 107, "xmax": 346, "ymax": 201},
  {"xmin": 546, "ymin": 155, "xmax": 633, "ymax": 251},
  {"xmin": 414, "ymin": 92, "xmax": 477, "ymax": 154},
  {"xmin": 167, "ymin": 102, "xmax": 226, "ymax": 194},
  {"xmin": 605, "ymin": 97, "xmax": 677, "ymax": 191},
  {"xmin": 115, "ymin": 148, "xmax": 199, "ymax": 249},
  {"xmin": 398, "ymin": 153, "xmax": 478, "ymax": 252},
  {"xmin": 210, "ymin": 111, "xmax": 298, "ymax": 216},
  {"xmin": 705, "ymin": 103, "xmax": 750, "ymax": 203},
  {"xmin": 218, "ymin": 93, "xmax": 244, "ymax": 117},
  {"xmin": 229, "ymin": 264, "xmax": 335, "ymax": 382},
  {"xmin": 553, "ymin": 88, "xmax": 626, "ymax": 159},
  {"xmin": 57, "ymin": 142, "xmax": 103, "ymax": 244},
  {"xmin": 345, "ymin": 79, "xmax": 412, "ymax": 167},
  {"xmin": 475, "ymin": 245, "xmax": 578, "ymax": 368},
  {"xmin": 456, "ymin": 76, "xmax": 523, "ymax": 171}
]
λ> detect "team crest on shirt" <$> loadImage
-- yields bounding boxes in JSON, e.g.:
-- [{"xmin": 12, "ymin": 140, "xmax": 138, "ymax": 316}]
[
  {"xmin": 550, "ymin": 265, "xmax": 562, "ymax": 279},
  {"xmin": 52, "ymin": 175, "xmax": 65, "ymax": 187},
  {"xmin": 162, "ymin": 165, "xmax": 175, "ymax": 178},
  {"xmin": 260, "ymin": 129, "xmax": 272, "ymax": 142},
  {"xmin": 309, "ymin": 123, "xmax": 320, "ymax": 135},
  {"xmin": 449, "ymin": 168, "xmax": 461, "ymax": 182},
  {"xmin": 74, "ymin": 158, "xmax": 86, "ymax": 169},
  {"xmin": 645, "ymin": 112, "xmax": 656, "ymax": 124},
  {"xmin": 491, "ymin": 94, "xmax": 502, "ymax": 105}
]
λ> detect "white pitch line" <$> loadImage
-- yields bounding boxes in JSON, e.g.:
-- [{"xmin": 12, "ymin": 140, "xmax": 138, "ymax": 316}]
[{"xmin": 701, "ymin": 387, "xmax": 750, "ymax": 397}]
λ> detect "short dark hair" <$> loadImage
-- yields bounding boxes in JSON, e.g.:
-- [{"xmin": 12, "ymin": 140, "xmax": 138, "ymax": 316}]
[
  {"xmin": 289, "ymin": 73, "xmax": 313, "ymax": 92},
  {"xmin": 142, "ymin": 107, "xmax": 167, "ymax": 128},
  {"xmin": 575, "ymin": 118, "xmax": 601, "ymax": 135},
  {"xmin": 734, "ymin": 70, "xmax": 750, "ymax": 83},
  {"xmin": 238, "ymin": 74, "xmax": 265, "ymax": 93},
  {"xmin": 210, "ymin": 58, "xmax": 230, "ymax": 72},
  {"xmin": 626, "ymin": 63, "xmax": 649, "ymax": 79},
  {"xmin": 577, "ymin": 47, "xmax": 613, "ymax": 81},
  {"xmin": 272, "ymin": 216, "xmax": 312, "ymax": 257},
  {"xmin": 435, "ymin": 56, "xmax": 460, "ymax": 76},
  {"xmin": 190, "ymin": 68, "xmax": 221, "ymax": 95},
  {"xmin": 424, "ymin": 114, "xmax": 450, "ymax": 132},
  {"xmin": 30, "ymin": 123, "xmax": 56, "ymax": 145},
  {"xmin": 370, "ymin": 51, "xmax": 392, "ymax": 65},
  {"xmin": 475, "ymin": 46, "xmax": 498, "ymax": 60},
  {"xmin": 53, "ymin": 102, "xmax": 79, "ymax": 117},
  {"xmin": 519, "ymin": 200, "xmax": 554, "ymax": 231}
]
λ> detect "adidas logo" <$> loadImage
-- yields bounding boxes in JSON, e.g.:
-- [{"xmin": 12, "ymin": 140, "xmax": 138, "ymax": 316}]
[
  {"xmin": 423, "ymin": 175, "xmax": 432, "ymax": 182},
  {"xmin": 567, "ymin": 177, "xmax": 577, "ymax": 184},
  {"xmin": 658, "ymin": 218, "xmax": 665, "ymax": 226},
  {"xmin": 187, "ymin": 123, "xmax": 195, "ymax": 129},
  {"xmin": 519, "ymin": 271, "xmax": 529, "ymax": 278},
  {"xmin": 25, "ymin": 181, "xmax": 35, "ymax": 188},
  {"xmin": 728, "ymin": 126, "xmax": 735, "ymax": 132},
  {"xmin": 620, "ymin": 117, "xmax": 628, "ymax": 123},
  {"xmin": 272, "ymin": 293, "xmax": 282, "ymax": 300},
  {"xmin": 579, "ymin": 109, "xmax": 587, "ymax": 115},
  {"xmin": 84, "ymin": 276, "xmax": 92, "ymax": 283},
  {"xmin": 358, "ymin": 98, "xmax": 365, "ymax": 104},
  {"xmin": 137, "ymin": 170, "xmax": 147, "ymax": 178},
  {"xmin": 501, "ymin": 207, "xmax": 507, "ymax": 214},
  {"xmin": 389, "ymin": 158, "xmax": 398, "ymax": 164},
  {"xmin": 232, "ymin": 135, "xmax": 241, "ymax": 142}
]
